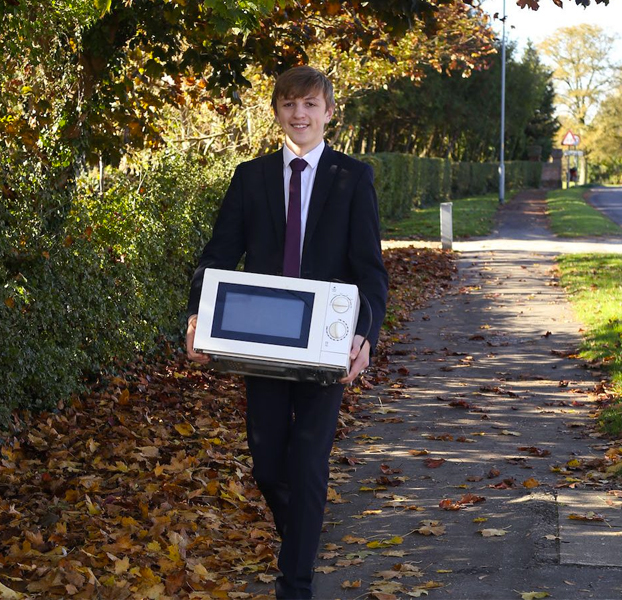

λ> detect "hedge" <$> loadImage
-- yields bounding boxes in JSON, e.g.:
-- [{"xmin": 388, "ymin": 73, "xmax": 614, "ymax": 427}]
[
  {"xmin": 0, "ymin": 151, "xmax": 236, "ymax": 423},
  {"xmin": 358, "ymin": 153, "xmax": 542, "ymax": 222},
  {"xmin": 1, "ymin": 150, "xmax": 542, "ymax": 425}
]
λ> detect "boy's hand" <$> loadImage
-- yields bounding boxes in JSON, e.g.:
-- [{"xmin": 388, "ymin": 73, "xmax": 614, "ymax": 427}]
[
  {"xmin": 340, "ymin": 334, "xmax": 370, "ymax": 385},
  {"xmin": 186, "ymin": 315, "xmax": 211, "ymax": 364}
]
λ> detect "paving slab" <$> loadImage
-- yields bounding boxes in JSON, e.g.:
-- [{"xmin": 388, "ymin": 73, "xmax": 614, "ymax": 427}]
[{"xmin": 558, "ymin": 490, "xmax": 622, "ymax": 567}]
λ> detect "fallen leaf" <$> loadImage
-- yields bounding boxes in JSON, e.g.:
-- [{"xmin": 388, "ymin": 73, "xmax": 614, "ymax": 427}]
[
  {"xmin": 439, "ymin": 494, "xmax": 485, "ymax": 510},
  {"xmin": 518, "ymin": 446, "xmax": 551, "ymax": 457},
  {"xmin": 341, "ymin": 580, "xmax": 362, "ymax": 589},
  {"xmin": 488, "ymin": 478, "xmax": 517, "ymax": 489},
  {"xmin": 0, "ymin": 582, "xmax": 25, "ymax": 599},
  {"xmin": 522, "ymin": 478, "xmax": 540, "ymax": 489},
  {"xmin": 315, "ymin": 565, "xmax": 337, "ymax": 574},
  {"xmin": 439, "ymin": 498, "xmax": 462, "ymax": 511},
  {"xmin": 367, "ymin": 536, "xmax": 404, "ymax": 549},
  {"xmin": 479, "ymin": 528, "xmax": 507, "ymax": 537},
  {"xmin": 519, "ymin": 593, "xmax": 550, "ymax": 600},
  {"xmin": 342, "ymin": 535, "xmax": 368, "ymax": 544},
  {"xmin": 370, "ymin": 592, "xmax": 399, "ymax": 600},
  {"xmin": 174, "ymin": 422, "xmax": 195, "ymax": 437},
  {"xmin": 568, "ymin": 512, "xmax": 605, "ymax": 522},
  {"xmin": 416, "ymin": 522, "xmax": 446, "ymax": 536},
  {"xmin": 327, "ymin": 487, "xmax": 350, "ymax": 504},
  {"xmin": 424, "ymin": 458, "xmax": 446, "ymax": 469}
]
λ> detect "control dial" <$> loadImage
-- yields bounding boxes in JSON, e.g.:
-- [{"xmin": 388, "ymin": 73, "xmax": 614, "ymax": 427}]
[
  {"xmin": 328, "ymin": 321, "xmax": 348, "ymax": 341},
  {"xmin": 331, "ymin": 295, "xmax": 351, "ymax": 314}
]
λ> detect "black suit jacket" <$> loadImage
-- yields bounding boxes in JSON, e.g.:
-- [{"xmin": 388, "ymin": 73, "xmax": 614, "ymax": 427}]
[{"xmin": 187, "ymin": 145, "xmax": 388, "ymax": 350}]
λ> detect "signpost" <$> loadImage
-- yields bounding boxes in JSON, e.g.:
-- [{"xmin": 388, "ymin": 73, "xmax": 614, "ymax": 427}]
[{"xmin": 561, "ymin": 130, "xmax": 580, "ymax": 186}]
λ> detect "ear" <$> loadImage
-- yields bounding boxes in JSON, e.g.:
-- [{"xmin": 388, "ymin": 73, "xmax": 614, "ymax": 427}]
[{"xmin": 324, "ymin": 105, "xmax": 334, "ymax": 123}]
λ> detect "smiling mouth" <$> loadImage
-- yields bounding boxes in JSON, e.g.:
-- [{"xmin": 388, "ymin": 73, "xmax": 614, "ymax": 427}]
[{"xmin": 291, "ymin": 124, "xmax": 308, "ymax": 129}]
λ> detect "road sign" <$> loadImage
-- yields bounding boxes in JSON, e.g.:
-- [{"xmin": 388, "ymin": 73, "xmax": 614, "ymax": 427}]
[{"xmin": 562, "ymin": 130, "xmax": 579, "ymax": 146}]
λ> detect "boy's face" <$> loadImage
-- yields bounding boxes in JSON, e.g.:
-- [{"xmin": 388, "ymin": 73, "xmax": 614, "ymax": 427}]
[{"xmin": 274, "ymin": 91, "xmax": 334, "ymax": 156}]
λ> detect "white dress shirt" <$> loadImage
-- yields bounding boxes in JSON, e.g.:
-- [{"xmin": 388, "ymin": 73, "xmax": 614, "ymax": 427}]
[{"xmin": 282, "ymin": 141, "xmax": 325, "ymax": 257}]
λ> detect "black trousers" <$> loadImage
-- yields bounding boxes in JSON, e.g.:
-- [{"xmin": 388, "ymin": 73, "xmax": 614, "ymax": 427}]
[{"xmin": 245, "ymin": 377, "xmax": 344, "ymax": 600}]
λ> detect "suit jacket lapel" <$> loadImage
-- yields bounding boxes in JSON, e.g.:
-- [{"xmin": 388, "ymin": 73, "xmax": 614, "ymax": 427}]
[
  {"xmin": 263, "ymin": 149, "xmax": 286, "ymax": 250},
  {"xmin": 304, "ymin": 145, "xmax": 338, "ymax": 252}
]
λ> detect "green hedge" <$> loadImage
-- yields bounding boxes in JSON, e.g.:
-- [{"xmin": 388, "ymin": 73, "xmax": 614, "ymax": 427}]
[
  {"xmin": 358, "ymin": 153, "xmax": 542, "ymax": 221},
  {"xmin": 0, "ymin": 151, "xmax": 236, "ymax": 423}
]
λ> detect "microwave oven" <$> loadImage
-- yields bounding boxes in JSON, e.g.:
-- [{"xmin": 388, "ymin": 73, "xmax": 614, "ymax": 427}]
[{"xmin": 193, "ymin": 269, "xmax": 361, "ymax": 385}]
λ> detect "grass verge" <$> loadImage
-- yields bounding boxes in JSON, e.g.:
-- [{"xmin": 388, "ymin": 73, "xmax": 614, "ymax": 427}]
[
  {"xmin": 557, "ymin": 253, "xmax": 622, "ymax": 435},
  {"xmin": 383, "ymin": 193, "xmax": 501, "ymax": 240},
  {"xmin": 547, "ymin": 187, "xmax": 622, "ymax": 237}
]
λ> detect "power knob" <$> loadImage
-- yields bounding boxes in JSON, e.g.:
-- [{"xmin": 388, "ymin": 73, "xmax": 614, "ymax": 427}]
[
  {"xmin": 331, "ymin": 295, "xmax": 351, "ymax": 314},
  {"xmin": 328, "ymin": 321, "xmax": 347, "ymax": 341}
]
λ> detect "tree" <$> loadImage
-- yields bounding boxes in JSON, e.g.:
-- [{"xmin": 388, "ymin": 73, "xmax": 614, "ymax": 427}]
[
  {"xmin": 583, "ymin": 86, "xmax": 622, "ymax": 182},
  {"xmin": 159, "ymin": 0, "xmax": 497, "ymax": 158},
  {"xmin": 538, "ymin": 24, "xmax": 620, "ymax": 130},
  {"xmin": 336, "ymin": 41, "xmax": 559, "ymax": 163},
  {"xmin": 520, "ymin": 43, "xmax": 560, "ymax": 160}
]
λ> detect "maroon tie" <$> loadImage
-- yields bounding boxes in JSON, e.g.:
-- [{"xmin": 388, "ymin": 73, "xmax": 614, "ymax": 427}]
[{"xmin": 283, "ymin": 158, "xmax": 308, "ymax": 277}]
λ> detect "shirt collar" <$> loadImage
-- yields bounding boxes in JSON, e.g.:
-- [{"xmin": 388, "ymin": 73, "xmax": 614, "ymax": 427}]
[{"xmin": 282, "ymin": 140, "xmax": 325, "ymax": 171}]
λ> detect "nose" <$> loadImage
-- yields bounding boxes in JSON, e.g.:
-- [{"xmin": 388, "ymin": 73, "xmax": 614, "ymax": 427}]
[{"xmin": 293, "ymin": 101, "xmax": 305, "ymax": 118}]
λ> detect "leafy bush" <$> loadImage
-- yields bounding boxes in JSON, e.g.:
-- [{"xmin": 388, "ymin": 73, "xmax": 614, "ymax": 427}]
[{"xmin": 0, "ymin": 151, "xmax": 236, "ymax": 424}]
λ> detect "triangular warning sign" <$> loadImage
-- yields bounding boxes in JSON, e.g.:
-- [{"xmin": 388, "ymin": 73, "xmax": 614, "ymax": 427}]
[{"xmin": 562, "ymin": 130, "xmax": 578, "ymax": 146}]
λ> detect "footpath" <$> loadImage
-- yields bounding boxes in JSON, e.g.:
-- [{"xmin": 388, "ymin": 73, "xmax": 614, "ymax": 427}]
[{"xmin": 304, "ymin": 190, "xmax": 622, "ymax": 600}]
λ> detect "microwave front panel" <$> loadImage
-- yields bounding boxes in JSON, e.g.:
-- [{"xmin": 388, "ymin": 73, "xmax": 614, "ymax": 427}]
[{"xmin": 194, "ymin": 269, "xmax": 330, "ymax": 364}]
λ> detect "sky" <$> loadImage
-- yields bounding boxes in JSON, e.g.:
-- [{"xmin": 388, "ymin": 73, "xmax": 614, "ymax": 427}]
[{"xmin": 481, "ymin": 0, "xmax": 622, "ymax": 65}]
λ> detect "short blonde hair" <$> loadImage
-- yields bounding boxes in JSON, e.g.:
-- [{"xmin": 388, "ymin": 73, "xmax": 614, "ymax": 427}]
[{"xmin": 271, "ymin": 66, "xmax": 335, "ymax": 111}]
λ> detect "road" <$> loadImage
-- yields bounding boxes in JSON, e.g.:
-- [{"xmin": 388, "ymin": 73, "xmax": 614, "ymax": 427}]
[{"xmin": 587, "ymin": 185, "xmax": 622, "ymax": 226}]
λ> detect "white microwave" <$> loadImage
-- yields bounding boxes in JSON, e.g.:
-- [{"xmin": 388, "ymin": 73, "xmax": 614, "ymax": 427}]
[{"xmin": 193, "ymin": 269, "xmax": 360, "ymax": 385}]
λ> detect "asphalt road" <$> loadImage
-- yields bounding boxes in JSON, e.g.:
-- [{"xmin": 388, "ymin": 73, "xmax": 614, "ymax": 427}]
[{"xmin": 587, "ymin": 185, "xmax": 622, "ymax": 226}]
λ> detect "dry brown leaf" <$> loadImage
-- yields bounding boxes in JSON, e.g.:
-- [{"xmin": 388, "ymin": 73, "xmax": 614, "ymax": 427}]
[{"xmin": 479, "ymin": 528, "xmax": 507, "ymax": 537}]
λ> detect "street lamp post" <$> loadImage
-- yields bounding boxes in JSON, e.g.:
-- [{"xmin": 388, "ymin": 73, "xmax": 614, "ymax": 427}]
[{"xmin": 499, "ymin": 0, "xmax": 506, "ymax": 204}]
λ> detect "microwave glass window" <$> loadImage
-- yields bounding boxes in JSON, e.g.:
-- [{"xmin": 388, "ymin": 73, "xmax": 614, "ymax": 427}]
[
  {"xmin": 222, "ymin": 293, "xmax": 304, "ymax": 339},
  {"xmin": 212, "ymin": 283, "xmax": 314, "ymax": 348}
]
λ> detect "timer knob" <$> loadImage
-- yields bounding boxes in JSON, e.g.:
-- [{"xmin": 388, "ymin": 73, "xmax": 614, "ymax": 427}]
[
  {"xmin": 331, "ymin": 295, "xmax": 351, "ymax": 314},
  {"xmin": 328, "ymin": 321, "xmax": 347, "ymax": 341}
]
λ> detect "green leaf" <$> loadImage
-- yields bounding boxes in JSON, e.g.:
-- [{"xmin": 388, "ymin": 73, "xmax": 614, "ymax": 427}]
[{"xmin": 94, "ymin": 0, "xmax": 112, "ymax": 17}]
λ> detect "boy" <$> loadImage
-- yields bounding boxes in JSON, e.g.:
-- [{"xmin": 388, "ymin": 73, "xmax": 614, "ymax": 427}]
[{"xmin": 186, "ymin": 66, "xmax": 388, "ymax": 599}]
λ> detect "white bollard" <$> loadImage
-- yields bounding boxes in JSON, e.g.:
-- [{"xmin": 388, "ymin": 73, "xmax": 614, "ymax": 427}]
[{"xmin": 440, "ymin": 202, "xmax": 453, "ymax": 250}]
